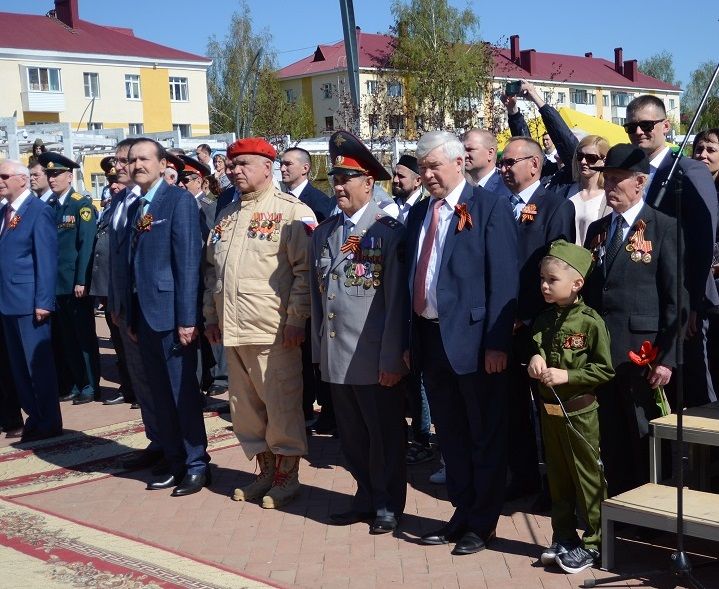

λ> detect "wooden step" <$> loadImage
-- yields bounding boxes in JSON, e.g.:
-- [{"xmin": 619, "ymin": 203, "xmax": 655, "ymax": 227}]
[{"xmin": 601, "ymin": 483, "xmax": 719, "ymax": 569}]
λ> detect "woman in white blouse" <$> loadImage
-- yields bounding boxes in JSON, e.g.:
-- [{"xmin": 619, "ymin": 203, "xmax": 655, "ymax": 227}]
[{"xmin": 567, "ymin": 135, "xmax": 611, "ymax": 245}]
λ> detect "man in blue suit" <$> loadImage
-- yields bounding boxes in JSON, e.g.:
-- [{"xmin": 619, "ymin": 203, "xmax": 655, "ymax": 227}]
[
  {"xmin": 127, "ymin": 138, "xmax": 209, "ymax": 496},
  {"xmin": 0, "ymin": 160, "xmax": 62, "ymax": 442},
  {"xmin": 107, "ymin": 138, "xmax": 165, "ymax": 469},
  {"xmin": 407, "ymin": 131, "xmax": 518, "ymax": 555},
  {"xmin": 462, "ymin": 129, "xmax": 512, "ymax": 198},
  {"xmin": 500, "ymin": 137, "xmax": 575, "ymax": 502}
]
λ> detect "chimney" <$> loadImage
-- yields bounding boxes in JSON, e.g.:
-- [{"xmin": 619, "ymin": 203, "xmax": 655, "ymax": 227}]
[
  {"xmin": 623, "ymin": 59, "xmax": 638, "ymax": 82},
  {"xmin": 614, "ymin": 47, "xmax": 623, "ymax": 74},
  {"xmin": 520, "ymin": 49, "xmax": 536, "ymax": 75},
  {"xmin": 55, "ymin": 0, "xmax": 79, "ymax": 28},
  {"xmin": 584, "ymin": 52, "xmax": 593, "ymax": 58},
  {"xmin": 510, "ymin": 35, "xmax": 520, "ymax": 64}
]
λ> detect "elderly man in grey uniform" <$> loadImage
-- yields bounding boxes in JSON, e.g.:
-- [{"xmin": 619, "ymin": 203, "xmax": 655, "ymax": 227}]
[{"xmin": 310, "ymin": 130, "xmax": 408, "ymax": 534}]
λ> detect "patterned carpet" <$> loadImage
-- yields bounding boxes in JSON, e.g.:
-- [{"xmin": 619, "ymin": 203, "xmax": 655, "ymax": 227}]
[{"xmin": 0, "ymin": 408, "xmax": 277, "ymax": 589}]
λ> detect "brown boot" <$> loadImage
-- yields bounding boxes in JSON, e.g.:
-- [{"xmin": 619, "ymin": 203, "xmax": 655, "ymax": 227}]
[
  {"xmin": 261, "ymin": 455, "xmax": 300, "ymax": 509},
  {"xmin": 232, "ymin": 450, "xmax": 275, "ymax": 502}
]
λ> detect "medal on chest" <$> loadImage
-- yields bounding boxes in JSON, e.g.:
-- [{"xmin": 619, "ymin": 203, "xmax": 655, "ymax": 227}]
[{"xmin": 247, "ymin": 212, "xmax": 282, "ymax": 241}]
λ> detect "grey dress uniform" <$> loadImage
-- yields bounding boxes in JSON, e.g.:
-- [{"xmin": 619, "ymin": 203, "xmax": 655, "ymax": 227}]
[{"xmin": 310, "ymin": 199, "xmax": 409, "ymax": 517}]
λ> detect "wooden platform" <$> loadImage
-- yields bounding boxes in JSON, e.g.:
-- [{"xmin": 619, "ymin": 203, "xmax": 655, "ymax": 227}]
[{"xmin": 601, "ymin": 483, "xmax": 719, "ymax": 569}]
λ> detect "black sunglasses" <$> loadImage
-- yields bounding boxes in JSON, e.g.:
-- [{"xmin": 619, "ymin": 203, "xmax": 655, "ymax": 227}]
[
  {"xmin": 576, "ymin": 152, "xmax": 605, "ymax": 165},
  {"xmin": 497, "ymin": 156, "xmax": 533, "ymax": 169},
  {"xmin": 0, "ymin": 173, "xmax": 22, "ymax": 180},
  {"xmin": 623, "ymin": 119, "xmax": 664, "ymax": 134}
]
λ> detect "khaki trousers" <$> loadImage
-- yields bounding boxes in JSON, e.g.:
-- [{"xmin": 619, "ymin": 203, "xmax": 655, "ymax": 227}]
[{"xmin": 227, "ymin": 344, "xmax": 307, "ymax": 459}]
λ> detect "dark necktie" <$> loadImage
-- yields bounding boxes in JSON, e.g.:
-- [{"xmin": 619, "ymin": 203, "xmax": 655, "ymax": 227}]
[
  {"xmin": 509, "ymin": 194, "xmax": 521, "ymax": 220},
  {"xmin": 2, "ymin": 205, "xmax": 12, "ymax": 236},
  {"xmin": 604, "ymin": 214, "xmax": 624, "ymax": 267},
  {"xmin": 342, "ymin": 218, "xmax": 353, "ymax": 243}
]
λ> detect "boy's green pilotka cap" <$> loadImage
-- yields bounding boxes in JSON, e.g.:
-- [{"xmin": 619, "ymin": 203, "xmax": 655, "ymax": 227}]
[{"xmin": 547, "ymin": 239, "xmax": 594, "ymax": 278}]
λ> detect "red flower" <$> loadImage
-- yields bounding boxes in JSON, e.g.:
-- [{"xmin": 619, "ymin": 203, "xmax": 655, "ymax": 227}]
[{"xmin": 628, "ymin": 340, "xmax": 659, "ymax": 366}]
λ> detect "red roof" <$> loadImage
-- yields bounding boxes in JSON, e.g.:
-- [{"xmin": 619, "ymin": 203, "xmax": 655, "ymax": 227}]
[
  {"xmin": 0, "ymin": 12, "xmax": 210, "ymax": 64},
  {"xmin": 278, "ymin": 31, "xmax": 679, "ymax": 92}
]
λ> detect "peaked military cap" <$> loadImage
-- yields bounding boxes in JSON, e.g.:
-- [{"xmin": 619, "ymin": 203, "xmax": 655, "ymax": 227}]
[
  {"xmin": 38, "ymin": 151, "xmax": 80, "ymax": 171},
  {"xmin": 165, "ymin": 152, "xmax": 186, "ymax": 173},
  {"xmin": 547, "ymin": 239, "xmax": 594, "ymax": 279},
  {"xmin": 179, "ymin": 155, "xmax": 210, "ymax": 178},
  {"xmin": 328, "ymin": 130, "xmax": 391, "ymax": 181}
]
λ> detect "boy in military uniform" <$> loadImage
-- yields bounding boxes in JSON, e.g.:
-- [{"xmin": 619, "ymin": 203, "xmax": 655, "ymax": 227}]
[
  {"xmin": 38, "ymin": 152, "xmax": 100, "ymax": 405},
  {"xmin": 527, "ymin": 239, "xmax": 614, "ymax": 574}
]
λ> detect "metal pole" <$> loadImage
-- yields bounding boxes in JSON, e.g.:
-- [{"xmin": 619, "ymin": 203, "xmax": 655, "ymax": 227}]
[{"xmin": 339, "ymin": 0, "xmax": 360, "ymax": 135}]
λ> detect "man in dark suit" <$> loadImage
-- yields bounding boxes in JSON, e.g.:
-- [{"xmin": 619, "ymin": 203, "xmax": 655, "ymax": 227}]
[
  {"xmin": 38, "ymin": 152, "xmax": 100, "ymax": 406},
  {"xmin": 407, "ymin": 130, "xmax": 518, "ymax": 555},
  {"xmin": 127, "ymin": 138, "xmax": 209, "ymax": 496},
  {"xmin": 0, "ymin": 160, "xmax": 62, "ymax": 442},
  {"xmin": 499, "ymin": 136, "xmax": 576, "ymax": 501},
  {"xmin": 280, "ymin": 147, "xmax": 336, "ymax": 432},
  {"xmin": 583, "ymin": 144, "xmax": 682, "ymax": 496},
  {"xmin": 625, "ymin": 95, "xmax": 718, "ymax": 408},
  {"xmin": 462, "ymin": 129, "xmax": 511, "ymax": 198},
  {"xmin": 107, "ymin": 138, "xmax": 164, "ymax": 467}
]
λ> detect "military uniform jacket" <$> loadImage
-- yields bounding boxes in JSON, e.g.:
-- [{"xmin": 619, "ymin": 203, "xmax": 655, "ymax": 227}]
[
  {"xmin": 309, "ymin": 200, "xmax": 409, "ymax": 385},
  {"xmin": 203, "ymin": 183, "xmax": 315, "ymax": 347},
  {"xmin": 583, "ymin": 205, "xmax": 683, "ymax": 370},
  {"xmin": 529, "ymin": 299, "xmax": 614, "ymax": 404},
  {"xmin": 55, "ymin": 189, "xmax": 97, "ymax": 295}
]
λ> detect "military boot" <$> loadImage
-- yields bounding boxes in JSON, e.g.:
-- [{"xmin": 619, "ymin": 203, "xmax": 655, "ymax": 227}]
[
  {"xmin": 261, "ymin": 455, "xmax": 301, "ymax": 509},
  {"xmin": 232, "ymin": 450, "xmax": 275, "ymax": 502}
]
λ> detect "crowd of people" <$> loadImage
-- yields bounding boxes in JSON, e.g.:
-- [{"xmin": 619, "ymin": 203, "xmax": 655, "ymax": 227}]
[{"xmin": 0, "ymin": 84, "xmax": 718, "ymax": 576}]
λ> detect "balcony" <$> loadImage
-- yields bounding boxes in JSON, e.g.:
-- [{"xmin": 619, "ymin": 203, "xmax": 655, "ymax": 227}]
[{"xmin": 21, "ymin": 91, "xmax": 65, "ymax": 113}]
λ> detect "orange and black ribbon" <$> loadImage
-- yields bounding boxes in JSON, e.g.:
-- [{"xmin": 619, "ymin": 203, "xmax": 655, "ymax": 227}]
[
  {"xmin": 340, "ymin": 235, "xmax": 361, "ymax": 255},
  {"xmin": 454, "ymin": 203, "xmax": 473, "ymax": 232}
]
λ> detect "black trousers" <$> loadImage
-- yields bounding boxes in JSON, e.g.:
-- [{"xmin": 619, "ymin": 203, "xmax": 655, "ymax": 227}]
[
  {"xmin": 331, "ymin": 382, "xmax": 407, "ymax": 515},
  {"xmin": 104, "ymin": 307, "xmax": 135, "ymax": 402},
  {"xmin": 0, "ymin": 318, "xmax": 23, "ymax": 431},
  {"xmin": 417, "ymin": 317, "xmax": 508, "ymax": 536},
  {"xmin": 302, "ymin": 319, "xmax": 332, "ymax": 420}
]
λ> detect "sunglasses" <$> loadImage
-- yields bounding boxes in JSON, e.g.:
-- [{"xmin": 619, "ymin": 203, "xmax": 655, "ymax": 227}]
[
  {"xmin": 0, "ymin": 173, "xmax": 22, "ymax": 180},
  {"xmin": 497, "ymin": 155, "xmax": 533, "ymax": 169},
  {"xmin": 576, "ymin": 152, "xmax": 605, "ymax": 165},
  {"xmin": 622, "ymin": 119, "xmax": 664, "ymax": 134}
]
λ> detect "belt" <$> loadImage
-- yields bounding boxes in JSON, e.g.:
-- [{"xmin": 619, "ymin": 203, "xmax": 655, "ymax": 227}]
[
  {"xmin": 542, "ymin": 393, "xmax": 596, "ymax": 416},
  {"xmin": 415, "ymin": 314, "xmax": 439, "ymax": 324}
]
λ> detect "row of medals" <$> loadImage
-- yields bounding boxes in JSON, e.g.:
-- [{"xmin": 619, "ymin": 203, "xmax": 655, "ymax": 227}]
[
  {"xmin": 626, "ymin": 242, "xmax": 651, "ymax": 264},
  {"xmin": 247, "ymin": 219, "xmax": 280, "ymax": 241},
  {"xmin": 344, "ymin": 251, "xmax": 382, "ymax": 289},
  {"xmin": 58, "ymin": 215, "xmax": 76, "ymax": 229}
]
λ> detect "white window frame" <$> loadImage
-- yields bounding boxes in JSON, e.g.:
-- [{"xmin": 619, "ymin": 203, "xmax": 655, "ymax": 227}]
[
  {"xmin": 169, "ymin": 77, "xmax": 189, "ymax": 102},
  {"xmin": 87, "ymin": 122, "xmax": 103, "ymax": 131},
  {"xmin": 321, "ymin": 83, "xmax": 333, "ymax": 99},
  {"xmin": 125, "ymin": 74, "xmax": 141, "ymax": 100},
  {"xmin": 27, "ymin": 67, "xmax": 62, "ymax": 92},
  {"xmin": 128, "ymin": 123, "xmax": 144, "ymax": 135},
  {"xmin": 173, "ymin": 123, "xmax": 191, "ymax": 138},
  {"xmin": 91, "ymin": 173, "xmax": 107, "ymax": 200},
  {"xmin": 366, "ymin": 80, "xmax": 379, "ymax": 95},
  {"xmin": 387, "ymin": 81, "xmax": 403, "ymax": 98},
  {"xmin": 83, "ymin": 72, "xmax": 100, "ymax": 99}
]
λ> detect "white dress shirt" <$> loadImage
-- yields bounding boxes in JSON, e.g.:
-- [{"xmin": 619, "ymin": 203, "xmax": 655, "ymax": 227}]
[
  {"xmin": 609, "ymin": 198, "xmax": 645, "ymax": 243},
  {"xmin": 511, "ymin": 180, "xmax": 541, "ymax": 219},
  {"xmin": 288, "ymin": 179, "xmax": 308, "ymax": 199},
  {"xmin": 1, "ymin": 189, "xmax": 31, "ymax": 232},
  {"xmin": 38, "ymin": 188, "xmax": 54, "ymax": 203},
  {"xmin": 395, "ymin": 188, "xmax": 423, "ymax": 224},
  {"xmin": 112, "ymin": 184, "xmax": 141, "ymax": 230},
  {"xmin": 477, "ymin": 169, "xmax": 497, "ymax": 188},
  {"xmin": 341, "ymin": 201, "xmax": 370, "ymax": 235},
  {"xmin": 416, "ymin": 180, "xmax": 466, "ymax": 319},
  {"xmin": 57, "ymin": 187, "xmax": 72, "ymax": 207},
  {"xmin": 646, "ymin": 146, "xmax": 670, "ymax": 195}
]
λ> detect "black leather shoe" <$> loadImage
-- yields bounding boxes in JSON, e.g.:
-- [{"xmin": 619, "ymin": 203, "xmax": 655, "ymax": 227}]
[
  {"xmin": 451, "ymin": 530, "xmax": 496, "ymax": 555},
  {"xmin": 420, "ymin": 524, "xmax": 466, "ymax": 545},
  {"xmin": 58, "ymin": 392, "xmax": 78, "ymax": 402},
  {"xmin": 130, "ymin": 403, "xmax": 141, "ymax": 409},
  {"xmin": 206, "ymin": 384, "xmax": 228, "ymax": 397},
  {"xmin": 147, "ymin": 474, "xmax": 181, "ymax": 490},
  {"xmin": 121, "ymin": 449, "xmax": 164, "ymax": 470},
  {"xmin": 329, "ymin": 511, "xmax": 375, "ymax": 526},
  {"xmin": 370, "ymin": 515, "xmax": 398, "ymax": 535},
  {"xmin": 103, "ymin": 394, "xmax": 125, "ymax": 406},
  {"xmin": 171, "ymin": 471, "xmax": 211, "ymax": 497},
  {"xmin": 72, "ymin": 394, "xmax": 94, "ymax": 405},
  {"xmin": 19, "ymin": 428, "xmax": 62, "ymax": 443}
]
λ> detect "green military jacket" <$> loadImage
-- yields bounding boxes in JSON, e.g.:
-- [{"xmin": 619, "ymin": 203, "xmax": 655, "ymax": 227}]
[
  {"xmin": 529, "ymin": 298, "xmax": 614, "ymax": 403},
  {"xmin": 55, "ymin": 188, "xmax": 97, "ymax": 295}
]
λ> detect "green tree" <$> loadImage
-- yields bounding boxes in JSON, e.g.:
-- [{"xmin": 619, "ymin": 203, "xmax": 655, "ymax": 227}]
[
  {"xmin": 205, "ymin": 1, "xmax": 313, "ymax": 141},
  {"xmin": 683, "ymin": 61, "xmax": 719, "ymax": 130},
  {"xmin": 388, "ymin": 0, "xmax": 491, "ymax": 135},
  {"xmin": 639, "ymin": 51, "xmax": 678, "ymax": 86}
]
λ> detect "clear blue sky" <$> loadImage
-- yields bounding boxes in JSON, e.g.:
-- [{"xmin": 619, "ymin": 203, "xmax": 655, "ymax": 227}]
[{"xmin": 5, "ymin": 0, "xmax": 717, "ymax": 91}]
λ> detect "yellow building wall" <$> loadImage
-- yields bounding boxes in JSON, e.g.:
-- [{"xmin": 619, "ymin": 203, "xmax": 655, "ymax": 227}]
[{"xmin": 140, "ymin": 68, "xmax": 172, "ymax": 132}]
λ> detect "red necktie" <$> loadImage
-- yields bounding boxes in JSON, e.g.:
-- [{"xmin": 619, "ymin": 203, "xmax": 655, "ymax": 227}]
[{"xmin": 413, "ymin": 198, "xmax": 445, "ymax": 316}]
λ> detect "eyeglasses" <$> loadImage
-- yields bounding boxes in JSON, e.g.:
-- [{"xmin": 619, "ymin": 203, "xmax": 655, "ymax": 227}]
[
  {"xmin": 0, "ymin": 173, "xmax": 22, "ymax": 180},
  {"xmin": 622, "ymin": 119, "xmax": 664, "ymax": 134},
  {"xmin": 497, "ymin": 156, "xmax": 533, "ymax": 169},
  {"xmin": 330, "ymin": 172, "xmax": 365, "ymax": 185},
  {"xmin": 576, "ymin": 152, "xmax": 605, "ymax": 165}
]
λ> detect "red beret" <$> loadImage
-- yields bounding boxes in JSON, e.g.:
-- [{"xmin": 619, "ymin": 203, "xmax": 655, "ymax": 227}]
[{"xmin": 226, "ymin": 137, "xmax": 277, "ymax": 161}]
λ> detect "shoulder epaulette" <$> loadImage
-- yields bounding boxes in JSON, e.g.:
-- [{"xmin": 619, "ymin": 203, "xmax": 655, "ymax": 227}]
[
  {"xmin": 275, "ymin": 190, "xmax": 299, "ymax": 204},
  {"xmin": 70, "ymin": 192, "xmax": 84, "ymax": 201},
  {"xmin": 376, "ymin": 215, "xmax": 401, "ymax": 229}
]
